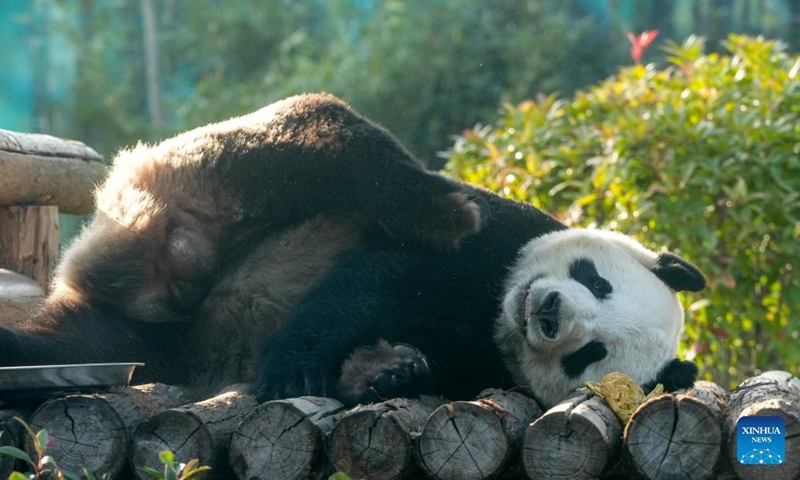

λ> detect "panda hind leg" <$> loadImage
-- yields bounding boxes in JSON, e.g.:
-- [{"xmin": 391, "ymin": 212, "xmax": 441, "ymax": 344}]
[{"xmin": 337, "ymin": 340, "xmax": 432, "ymax": 406}]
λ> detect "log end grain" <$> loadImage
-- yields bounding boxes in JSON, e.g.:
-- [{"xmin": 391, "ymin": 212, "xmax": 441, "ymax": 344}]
[
  {"xmin": 329, "ymin": 408, "xmax": 412, "ymax": 480},
  {"xmin": 229, "ymin": 397, "xmax": 344, "ymax": 480},
  {"xmin": 522, "ymin": 394, "xmax": 621, "ymax": 480},
  {"xmin": 724, "ymin": 373, "xmax": 800, "ymax": 480},
  {"xmin": 28, "ymin": 396, "xmax": 127, "ymax": 478},
  {"xmin": 625, "ymin": 394, "xmax": 721, "ymax": 480},
  {"xmin": 131, "ymin": 386, "xmax": 256, "ymax": 480},
  {"xmin": 0, "ymin": 426, "xmax": 17, "ymax": 478},
  {"xmin": 418, "ymin": 402, "xmax": 510, "ymax": 480},
  {"xmin": 131, "ymin": 410, "xmax": 213, "ymax": 480},
  {"xmin": 329, "ymin": 396, "xmax": 445, "ymax": 480}
]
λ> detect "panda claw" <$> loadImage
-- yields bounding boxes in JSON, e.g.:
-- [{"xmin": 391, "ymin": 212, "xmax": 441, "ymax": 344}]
[{"xmin": 366, "ymin": 344, "xmax": 433, "ymax": 401}]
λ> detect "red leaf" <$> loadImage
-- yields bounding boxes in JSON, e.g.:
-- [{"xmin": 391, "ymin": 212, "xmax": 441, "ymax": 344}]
[{"xmin": 627, "ymin": 29, "xmax": 659, "ymax": 63}]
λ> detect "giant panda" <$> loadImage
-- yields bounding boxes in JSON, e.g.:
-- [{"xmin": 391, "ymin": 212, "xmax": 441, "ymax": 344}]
[
  {"xmin": 0, "ymin": 93, "xmax": 704, "ymax": 408},
  {"xmin": 252, "ymin": 187, "xmax": 705, "ymax": 408},
  {"xmin": 0, "ymin": 94, "xmax": 483, "ymax": 396}
]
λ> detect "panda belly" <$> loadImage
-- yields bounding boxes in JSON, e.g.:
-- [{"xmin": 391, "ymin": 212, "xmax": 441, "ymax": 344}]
[{"xmin": 181, "ymin": 215, "xmax": 364, "ymax": 399}]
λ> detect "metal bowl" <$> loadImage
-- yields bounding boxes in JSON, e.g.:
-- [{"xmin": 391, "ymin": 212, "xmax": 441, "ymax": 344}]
[{"xmin": 0, "ymin": 362, "xmax": 144, "ymax": 402}]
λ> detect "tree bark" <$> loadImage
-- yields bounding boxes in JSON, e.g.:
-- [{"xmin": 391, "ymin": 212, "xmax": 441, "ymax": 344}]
[
  {"xmin": 329, "ymin": 396, "xmax": 445, "ymax": 480},
  {"xmin": 522, "ymin": 392, "xmax": 621, "ymax": 480},
  {"xmin": 139, "ymin": 0, "xmax": 162, "ymax": 133},
  {"xmin": 0, "ymin": 206, "xmax": 59, "ymax": 291},
  {"xmin": 229, "ymin": 396, "xmax": 346, "ymax": 480},
  {"xmin": 131, "ymin": 384, "xmax": 258, "ymax": 480},
  {"xmin": 624, "ymin": 381, "xmax": 728, "ymax": 480},
  {"xmin": 26, "ymin": 383, "xmax": 187, "ymax": 478},
  {"xmin": 0, "ymin": 130, "xmax": 104, "ymax": 215},
  {"xmin": 722, "ymin": 371, "xmax": 800, "ymax": 480},
  {"xmin": 417, "ymin": 389, "xmax": 542, "ymax": 480}
]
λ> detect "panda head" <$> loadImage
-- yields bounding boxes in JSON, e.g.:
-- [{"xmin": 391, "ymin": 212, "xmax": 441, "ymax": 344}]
[{"xmin": 495, "ymin": 229, "xmax": 705, "ymax": 408}]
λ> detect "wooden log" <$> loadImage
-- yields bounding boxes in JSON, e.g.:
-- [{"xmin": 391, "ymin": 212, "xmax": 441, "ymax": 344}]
[
  {"xmin": 522, "ymin": 392, "xmax": 621, "ymax": 480},
  {"xmin": 131, "ymin": 384, "xmax": 258, "ymax": 480},
  {"xmin": 0, "ymin": 407, "xmax": 33, "ymax": 478},
  {"xmin": 27, "ymin": 383, "xmax": 188, "ymax": 478},
  {"xmin": 761, "ymin": 370, "xmax": 800, "ymax": 391},
  {"xmin": 624, "ymin": 381, "xmax": 728, "ymax": 480},
  {"xmin": 0, "ymin": 424, "xmax": 16, "ymax": 478},
  {"xmin": 229, "ymin": 396, "xmax": 346, "ymax": 480},
  {"xmin": 329, "ymin": 396, "xmax": 446, "ymax": 480},
  {"xmin": 0, "ymin": 207, "xmax": 59, "ymax": 291},
  {"xmin": 722, "ymin": 371, "xmax": 800, "ymax": 480},
  {"xmin": 0, "ymin": 129, "xmax": 104, "ymax": 215},
  {"xmin": 417, "ymin": 389, "xmax": 542, "ymax": 480},
  {"xmin": 0, "ymin": 269, "xmax": 44, "ymax": 326}
]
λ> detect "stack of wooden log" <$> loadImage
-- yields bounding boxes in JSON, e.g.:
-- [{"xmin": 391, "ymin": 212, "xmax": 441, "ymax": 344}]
[
  {"xmin": 0, "ymin": 129, "xmax": 105, "ymax": 325},
  {"xmin": 0, "ymin": 371, "xmax": 798, "ymax": 480}
]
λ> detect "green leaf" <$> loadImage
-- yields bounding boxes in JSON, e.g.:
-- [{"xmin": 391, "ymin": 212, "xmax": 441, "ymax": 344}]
[
  {"xmin": 8, "ymin": 472, "xmax": 31, "ymax": 480},
  {"xmin": 0, "ymin": 445, "xmax": 34, "ymax": 464},
  {"xmin": 35, "ymin": 429, "xmax": 49, "ymax": 451},
  {"xmin": 158, "ymin": 450, "xmax": 175, "ymax": 466},
  {"xmin": 329, "ymin": 473, "xmax": 353, "ymax": 480},
  {"xmin": 180, "ymin": 466, "xmax": 213, "ymax": 480},
  {"xmin": 138, "ymin": 466, "xmax": 165, "ymax": 480},
  {"xmin": 59, "ymin": 468, "xmax": 82, "ymax": 480}
]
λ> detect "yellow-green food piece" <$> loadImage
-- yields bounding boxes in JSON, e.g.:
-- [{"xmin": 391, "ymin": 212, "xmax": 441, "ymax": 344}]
[{"xmin": 584, "ymin": 372, "xmax": 664, "ymax": 424}]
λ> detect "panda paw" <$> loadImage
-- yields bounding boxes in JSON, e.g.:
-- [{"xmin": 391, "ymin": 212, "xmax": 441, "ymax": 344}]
[
  {"xmin": 337, "ymin": 340, "xmax": 433, "ymax": 406},
  {"xmin": 646, "ymin": 358, "xmax": 699, "ymax": 393},
  {"xmin": 369, "ymin": 344, "xmax": 433, "ymax": 399},
  {"xmin": 382, "ymin": 192, "xmax": 484, "ymax": 251}
]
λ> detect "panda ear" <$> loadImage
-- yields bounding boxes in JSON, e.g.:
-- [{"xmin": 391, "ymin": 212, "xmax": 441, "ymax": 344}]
[{"xmin": 652, "ymin": 252, "xmax": 706, "ymax": 292}]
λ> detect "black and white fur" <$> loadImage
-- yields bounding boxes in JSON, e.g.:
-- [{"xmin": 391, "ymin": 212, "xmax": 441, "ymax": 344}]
[
  {"xmin": 0, "ymin": 93, "xmax": 704, "ymax": 408},
  {"xmin": 253, "ymin": 189, "xmax": 705, "ymax": 407},
  {"xmin": 495, "ymin": 229, "xmax": 704, "ymax": 407}
]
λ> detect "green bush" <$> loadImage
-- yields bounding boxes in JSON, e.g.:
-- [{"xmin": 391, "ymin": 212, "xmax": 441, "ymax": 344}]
[{"xmin": 446, "ymin": 35, "xmax": 800, "ymax": 388}]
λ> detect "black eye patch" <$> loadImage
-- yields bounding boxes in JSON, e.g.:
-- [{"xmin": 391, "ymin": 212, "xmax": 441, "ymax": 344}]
[
  {"xmin": 561, "ymin": 340, "xmax": 608, "ymax": 378},
  {"xmin": 569, "ymin": 258, "xmax": 613, "ymax": 299}
]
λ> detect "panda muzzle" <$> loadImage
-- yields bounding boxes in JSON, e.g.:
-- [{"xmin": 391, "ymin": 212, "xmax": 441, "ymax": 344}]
[{"xmin": 538, "ymin": 291, "xmax": 561, "ymax": 339}]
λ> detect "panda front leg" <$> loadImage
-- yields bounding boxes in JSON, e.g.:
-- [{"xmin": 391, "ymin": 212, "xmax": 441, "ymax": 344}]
[
  {"xmin": 251, "ymin": 262, "xmax": 436, "ymax": 407},
  {"xmin": 254, "ymin": 333, "xmax": 433, "ymax": 406},
  {"xmin": 0, "ymin": 295, "xmax": 188, "ymax": 385}
]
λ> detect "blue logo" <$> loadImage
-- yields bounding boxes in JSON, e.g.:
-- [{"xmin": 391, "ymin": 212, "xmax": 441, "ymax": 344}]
[{"xmin": 737, "ymin": 416, "xmax": 785, "ymax": 465}]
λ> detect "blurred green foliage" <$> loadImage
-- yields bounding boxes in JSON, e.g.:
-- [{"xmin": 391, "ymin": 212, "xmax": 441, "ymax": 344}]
[
  {"xmin": 446, "ymin": 35, "xmax": 800, "ymax": 387},
  {"xmin": 51, "ymin": 0, "xmax": 621, "ymax": 164}
]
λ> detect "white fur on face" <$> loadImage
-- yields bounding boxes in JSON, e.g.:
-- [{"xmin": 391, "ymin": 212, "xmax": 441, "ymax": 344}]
[{"xmin": 495, "ymin": 229, "xmax": 685, "ymax": 408}]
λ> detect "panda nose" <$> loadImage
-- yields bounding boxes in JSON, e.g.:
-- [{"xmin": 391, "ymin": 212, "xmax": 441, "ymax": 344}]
[{"xmin": 536, "ymin": 292, "xmax": 560, "ymax": 339}]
